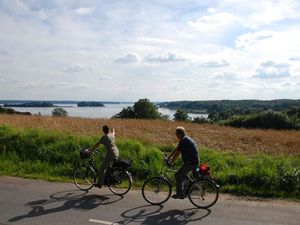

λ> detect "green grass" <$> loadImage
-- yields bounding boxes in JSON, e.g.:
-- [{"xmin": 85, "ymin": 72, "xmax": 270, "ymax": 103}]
[{"xmin": 0, "ymin": 125, "xmax": 299, "ymax": 199}]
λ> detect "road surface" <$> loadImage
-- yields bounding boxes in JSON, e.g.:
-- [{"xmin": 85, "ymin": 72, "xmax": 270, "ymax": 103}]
[{"xmin": 0, "ymin": 176, "xmax": 299, "ymax": 225}]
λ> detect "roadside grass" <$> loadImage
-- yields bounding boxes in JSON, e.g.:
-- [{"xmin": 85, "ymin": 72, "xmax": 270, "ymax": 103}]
[{"xmin": 0, "ymin": 124, "xmax": 299, "ymax": 199}]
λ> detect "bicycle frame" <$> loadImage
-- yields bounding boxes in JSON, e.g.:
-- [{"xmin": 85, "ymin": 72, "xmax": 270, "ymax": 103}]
[
  {"xmin": 159, "ymin": 160, "xmax": 197, "ymax": 195},
  {"xmin": 83, "ymin": 157, "xmax": 98, "ymax": 177},
  {"xmin": 159, "ymin": 164, "xmax": 177, "ymax": 185}
]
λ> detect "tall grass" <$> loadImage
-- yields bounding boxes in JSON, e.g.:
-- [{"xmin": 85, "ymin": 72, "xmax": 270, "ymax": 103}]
[
  {"xmin": 0, "ymin": 124, "xmax": 299, "ymax": 199},
  {"xmin": 1, "ymin": 114, "xmax": 300, "ymax": 156}
]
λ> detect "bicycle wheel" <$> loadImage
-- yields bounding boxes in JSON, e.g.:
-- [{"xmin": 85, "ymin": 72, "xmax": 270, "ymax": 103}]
[
  {"xmin": 108, "ymin": 170, "xmax": 132, "ymax": 196},
  {"xmin": 73, "ymin": 165, "xmax": 96, "ymax": 191},
  {"xmin": 142, "ymin": 177, "xmax": 172, "ymax": 205},
  {"xmin": 188, "ymin": 178, "xmax": 219, "ymax": 208}
]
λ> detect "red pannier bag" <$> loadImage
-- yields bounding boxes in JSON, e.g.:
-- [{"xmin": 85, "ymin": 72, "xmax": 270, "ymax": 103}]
[{"xmin": 200, "ymin": 162, "xmax": 210, "ymax": 176}]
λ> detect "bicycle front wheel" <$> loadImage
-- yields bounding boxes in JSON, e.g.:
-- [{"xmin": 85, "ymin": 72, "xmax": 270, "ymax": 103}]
[
  {"xmin": 73, "ymin": 165, "xmax": 96, "ymax": 191},
  {"xmin": 188, "ymin": 178, "xmax": 219, "ymax": 208},
  {"xmin": 142, "ymin": 177, "xmax": 171, "ymax": 205},
  {"xmin": 108, "ymin": 170, "xmax": 132, "ymax": 196}
]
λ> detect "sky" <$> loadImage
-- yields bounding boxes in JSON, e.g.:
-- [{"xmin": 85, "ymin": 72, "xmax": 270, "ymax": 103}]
[{"xmin": 0, "ymin": 0, "xmax": 300, "ymax": 102}]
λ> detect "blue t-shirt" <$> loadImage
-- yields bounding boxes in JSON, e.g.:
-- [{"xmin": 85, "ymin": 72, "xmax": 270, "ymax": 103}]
[{"xmin": 177, "ymin": 136, "xmax": 199, "ymax": 165}]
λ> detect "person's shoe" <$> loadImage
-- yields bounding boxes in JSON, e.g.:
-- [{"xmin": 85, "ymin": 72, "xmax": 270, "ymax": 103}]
[
  {"xmin": 171, "ymin": 194, "xmax": 185, "ymax": 199},
  {"xmin": 94, "ymin": 183, "xmax": 102, "ymax": 188}
]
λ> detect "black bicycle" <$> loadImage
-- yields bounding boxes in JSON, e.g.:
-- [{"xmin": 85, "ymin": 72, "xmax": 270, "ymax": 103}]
[
  {"xmin": 142, "ymin": 154, "xmax": 219, "ymax": 208},
  {"xmin": 73, "ymin": 149, "xmax": 132, "ymax": 196}
]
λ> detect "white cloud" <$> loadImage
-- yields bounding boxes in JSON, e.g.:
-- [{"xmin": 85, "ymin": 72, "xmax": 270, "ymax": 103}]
[
  {"xmin": 247, "ymin": 0, "xmax": 300, "ymax": 27},
  {"xmin": 198, "ymin": 60, "xmax": 230, "ymax": 68},
  {"xmin": 188, "ymin": 12, "xmax": 240, "ymax": 32},
  {"xmin": 235, "ymin": 30, "xmax": 274, "ymax": 49},
  {"xmin": 254, "ymin": 61, "xmax": 291, "ymax": 79},
  {"xmin": 289, "ymin": 56, "xmax": 300, "ymax": 61},
  {"xmin": 74, "ymin": 8, "xmax": 94, "ymax": 15},
  {"xmin": 144, "ymin": 52, "xmax": 186, "ymax": 63},
  {"xmin": 62, "ymin": 64, "xmax": 94, "ymax": 73},
  {"xmin": 215, "ymin": 71, "xmax": 237, "ymax": 80},
  {"xmin": 99, "ymin": 75, "xmax": 112, "ymax": 80},
  {"xmin": 114, "ymin": 53, "xmax": 140, "ymax": 64}
]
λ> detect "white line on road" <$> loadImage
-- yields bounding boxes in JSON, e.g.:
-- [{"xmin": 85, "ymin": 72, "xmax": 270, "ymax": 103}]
[{"xmin": 89, "ymin": 219, "xmax": 120, "ymax": 225}]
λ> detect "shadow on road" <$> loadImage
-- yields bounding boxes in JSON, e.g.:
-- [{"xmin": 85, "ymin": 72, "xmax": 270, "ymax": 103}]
[
  {"xmin": 8, "ymin": 189, "xmax": 123, "ymax": 222},
  {"xmin": 117, "ymin": 205, "xmax": 211, "ymax": 225}
]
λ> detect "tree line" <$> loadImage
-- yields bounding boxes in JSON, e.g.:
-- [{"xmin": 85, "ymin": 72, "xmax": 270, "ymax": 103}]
[{"xmin": 114, "ymin": 99, "xmax": 300, "ymax": 130}]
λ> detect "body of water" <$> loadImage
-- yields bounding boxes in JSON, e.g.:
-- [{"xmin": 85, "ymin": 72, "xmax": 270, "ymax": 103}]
[{"xmin": 1, "ymin": 103, "xmax": 208, "ymax": 120}]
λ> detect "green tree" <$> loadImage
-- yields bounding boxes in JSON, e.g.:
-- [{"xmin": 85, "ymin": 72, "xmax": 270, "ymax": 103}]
[
  {"xmin": 52, "ymin": 107, "xmax": 68, "ymax": 117},
  {"xmin": 113, "ymin": 99, "xmax": 163, "ymax": 119},
  {"xmin": 174, "ymin": 109, "xmax": 189, "ymax": 122},
  {"xmin": 133, "ymin": 99, "xmax": 161, "ymax": 119}
]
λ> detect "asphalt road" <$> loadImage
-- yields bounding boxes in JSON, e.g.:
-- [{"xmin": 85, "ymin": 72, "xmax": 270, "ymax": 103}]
[{"xmin": 0, "ymin": 176, "xmax": 299, "ymax": 225}]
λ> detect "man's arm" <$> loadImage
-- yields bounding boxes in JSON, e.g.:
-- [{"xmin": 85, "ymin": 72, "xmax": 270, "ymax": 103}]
[{"xmin": 168, "ymin": 147, "xmax": 180, "ymax": 164}]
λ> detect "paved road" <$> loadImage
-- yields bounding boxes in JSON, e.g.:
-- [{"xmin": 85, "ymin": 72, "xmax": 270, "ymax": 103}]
[{"xmin": 0, "ymin": 176, "xmax": 299, "ymax": 225}]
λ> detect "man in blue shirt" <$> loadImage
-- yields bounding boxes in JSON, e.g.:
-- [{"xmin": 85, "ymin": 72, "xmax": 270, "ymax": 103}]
[{"xmin": 168, "ymin": 126, "xmax": 199, "ymax": 199}]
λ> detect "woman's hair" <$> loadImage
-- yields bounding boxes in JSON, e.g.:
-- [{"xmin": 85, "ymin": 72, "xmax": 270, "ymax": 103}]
[
  {"xmin": 175, "ymin": 126, "xmax": 186, "ymax": 137},
  {"xmin": 103, "ymin": 125, "xmax": 109, "ymax": 134}
]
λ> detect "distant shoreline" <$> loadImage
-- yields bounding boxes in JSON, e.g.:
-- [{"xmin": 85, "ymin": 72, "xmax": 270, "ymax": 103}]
[{"xmin": 0, "ymin": 100, "xmax": 134, "ymax": 105}]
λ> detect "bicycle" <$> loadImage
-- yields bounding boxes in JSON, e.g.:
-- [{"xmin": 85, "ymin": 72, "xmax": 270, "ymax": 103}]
[
  {"xmin": 73, "ymin": 149, "xmax": 132, "ymax": 196},
  {"xmin": 142, "ymin": 154, "xmax": 219, "ymax": 208}
]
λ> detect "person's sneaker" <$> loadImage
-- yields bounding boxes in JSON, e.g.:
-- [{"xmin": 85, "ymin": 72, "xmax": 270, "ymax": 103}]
[{"xmin": 171, "ymin": 194, "xmax": 185, "ymax": 199}]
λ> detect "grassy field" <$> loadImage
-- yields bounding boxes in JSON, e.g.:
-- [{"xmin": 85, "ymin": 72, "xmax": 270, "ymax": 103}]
[
  {"xmin": 0, "ymin": 114, "xmax": 299, "ymax": 199},
  {"xmin": 0, "ymin": 114, "xmax": 299, "ymax": 155}
]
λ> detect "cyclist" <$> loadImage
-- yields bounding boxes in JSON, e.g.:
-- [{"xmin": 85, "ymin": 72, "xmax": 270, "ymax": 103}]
[
  {"xmin": 89, "ymin": 125, "xmax": 119, "ymax": 188},
  {"xmin": 167, "ymin": 126, "xmax": 199, "ymax": 199}
]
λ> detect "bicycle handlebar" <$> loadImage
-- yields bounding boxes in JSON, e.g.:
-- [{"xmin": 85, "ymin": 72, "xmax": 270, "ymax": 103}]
[{"xmin": 159, "ymin": 152, "xmax": 173, "ymax": 168}]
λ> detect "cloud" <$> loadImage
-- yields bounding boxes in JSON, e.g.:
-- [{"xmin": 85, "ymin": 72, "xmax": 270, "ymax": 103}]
[
  {"xmin": 254, "ymin": 60, "xmax": 291, "ymax": 79},
  {"xmin": 74, "ymin": 8, "xmax": 94, "ymax": 15},
  {"xmin": 246, "ymin": 0, "xmax": 300, "ymax": 27},
  {"xmin": 215, "ymin": 71, "xmax": 237, "ymax": 80},
  {"xmin": 198, "ymin": 60, "xmax": 230, "ymax": 68},
  {"xmin": 62, "ymin": 64, "xmax": 94, "ymax": 73},
  {"xmin": 144, "ymin": 52, "xmax": 186, "ymax": 63},
  {"xmin": 289, "ymin": 56, "xmax": 300, "ymax": 61},
  {"xmin": 235, "ymin": 30, "xmax": 274, "ymax": 49},
  {"xmin": 260, "ymin": 60, "xmax": 289, "ymax": 69},
  {"xmin": 114, "ymin": 53, "xmax": 140, "ymax": 64},
  {"xmin": 188, "ymin": 12, "xmax": 240, "ymax": 32},
  {"xmin": 99, "ymin": 75, "xmax": 112, "ymax": 80},
  {"xmin": 21, "ymin": 82, "xmax": 45, "ymax": 89}
]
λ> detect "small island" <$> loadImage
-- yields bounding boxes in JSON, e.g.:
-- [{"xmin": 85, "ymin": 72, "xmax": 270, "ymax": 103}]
[
  {"xmin": 3, "ymin": 101, "xmax": 55, "ymax": 107},
  {"xmin": 77, "ymin": 101, "xmax": 104, "ymax": 107},
  {"xmin": 0, "ymin": 106, "xmax": 31, "ymax": 115}
]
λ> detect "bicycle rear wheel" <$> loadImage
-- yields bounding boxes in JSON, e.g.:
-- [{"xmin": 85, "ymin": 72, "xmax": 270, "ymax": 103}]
[
  {"xmin": 73, "ymin": 165, "xmax": 96, "ymax": 191},
  {"xmin": 108, "ymin": 170, "xmax": 132, "ymax": 196},
  {"xmin": 142, "ymin": 177, "xmax": 171, "ymax": 205},
  {"xmin": 188, "ymin": 178, "xmax": 219, "ymax": 208}
]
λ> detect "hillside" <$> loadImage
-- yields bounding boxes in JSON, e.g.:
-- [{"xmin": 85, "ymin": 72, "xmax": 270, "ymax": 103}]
[
  {"xmin": 159, "ymin": 99, "xmax": 300, "ymax": 112},
  {"xmin": 0, "ymin": 114, "xmax": 299, "ymax": 156}
]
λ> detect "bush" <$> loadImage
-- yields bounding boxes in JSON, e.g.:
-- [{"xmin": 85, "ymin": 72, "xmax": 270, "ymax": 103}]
[
  {"xmin": 174, "ymin": 109, "xmax": 189, "ymax": 122},
  {"xmin": 52, "ymin": 107, "xmax": 68, "ymax": 117},
  {"xmin": 224, "ymin": 111, "xmax": 298, "ymax": 130}
]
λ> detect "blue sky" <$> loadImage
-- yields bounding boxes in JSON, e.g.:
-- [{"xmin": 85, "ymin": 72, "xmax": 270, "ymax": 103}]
[{"xmin": 0, "ymin": 0, "xmax": 299, "ymax": 101}]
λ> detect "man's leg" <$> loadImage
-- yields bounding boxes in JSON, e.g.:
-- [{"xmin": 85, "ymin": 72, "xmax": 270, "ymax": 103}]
[{"xmin": 174, "ymin": 164, "xmax": 194, "ymax": 198}]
